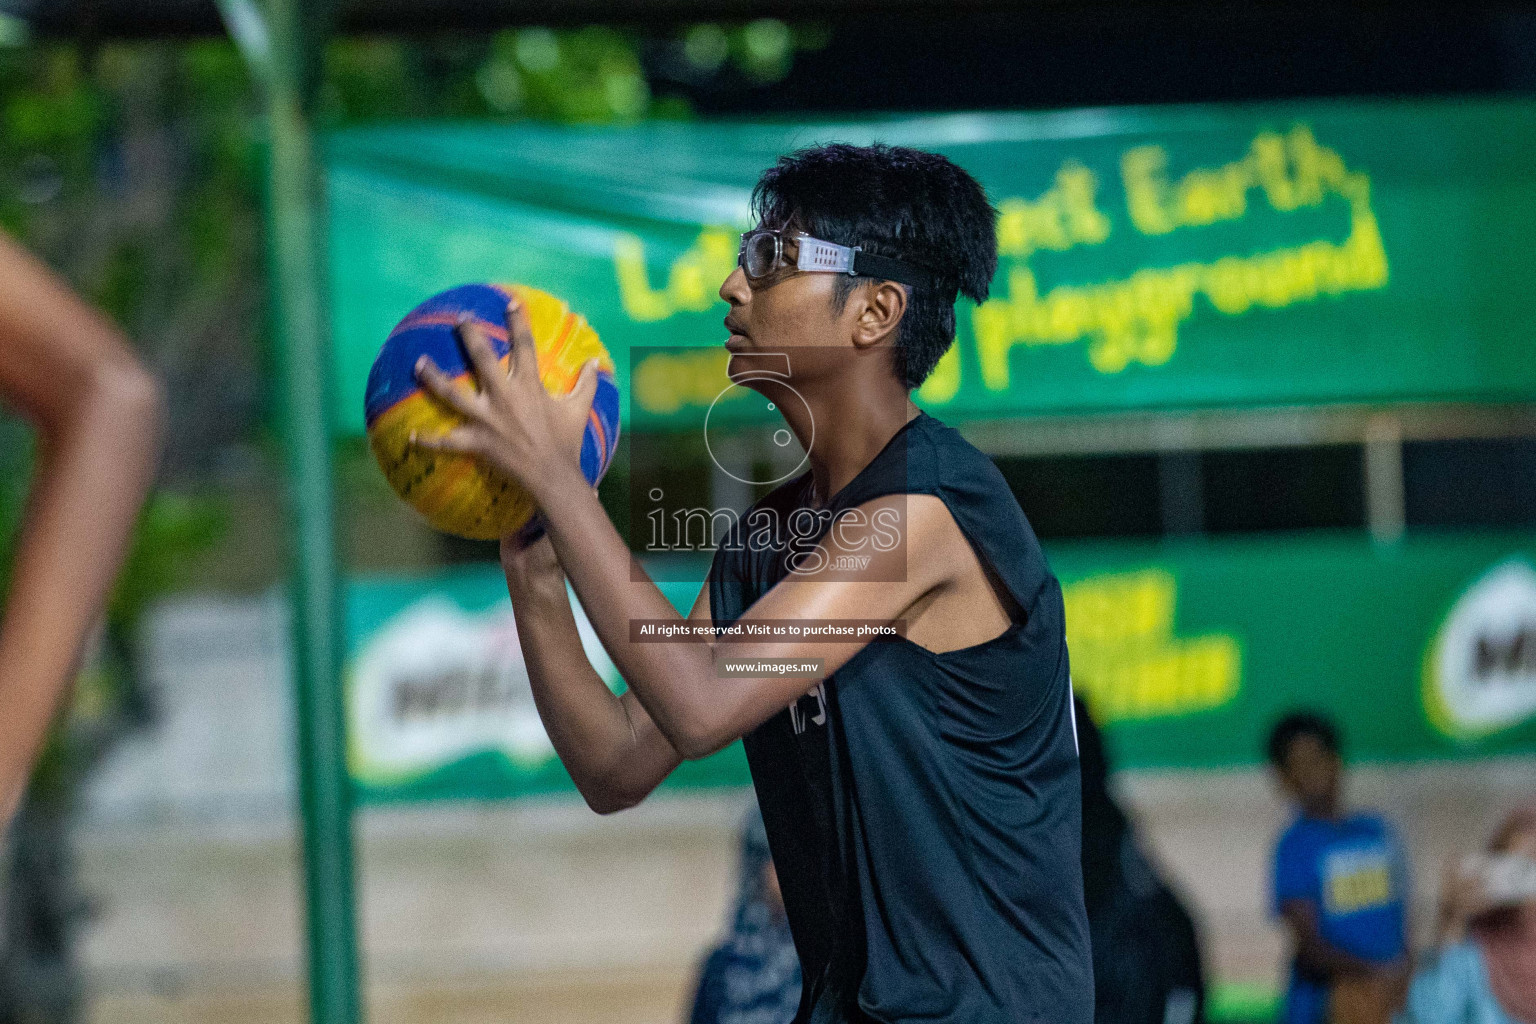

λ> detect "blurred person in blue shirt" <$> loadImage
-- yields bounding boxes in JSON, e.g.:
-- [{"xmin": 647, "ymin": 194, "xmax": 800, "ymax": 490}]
[
  {"xmin": 688, "ymin": 806, "xmax": 801, "ymax": 1024},
  {"xmin": 1268, "ymin": 711, "xmax": 1411, "ymax": 1024}
]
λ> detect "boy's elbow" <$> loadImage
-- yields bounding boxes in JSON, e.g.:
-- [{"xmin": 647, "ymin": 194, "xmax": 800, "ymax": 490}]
[
  {"xmin": 94, "ymin": 357, "xmax": 166, "ymax": 447},
  {"xmin": 583, "ymin": 789, "xmax": 638, "ymax": 816},
  {"xmin": 577, "ymin": 770, "xmax": 658, "ymax": 816},
  {"xmin": 119, "ymin": 363, "xmax": 167, "ymax": 435},
  {"xmin": 672, "ymin": 722, "xmax": 731, "ymax": 762}
]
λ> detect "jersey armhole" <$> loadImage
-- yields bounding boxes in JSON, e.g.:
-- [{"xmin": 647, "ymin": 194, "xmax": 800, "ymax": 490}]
[
  {"xmin": 916, "ymin": 424, "xmax": 1040, "ymax": 627},
  {"xmin": 883, "ymin": 487, "xmax": 1030, "ymax": 653},
  {"xmin": 921, "ymin": 481, "xmax": 1030, "ymax": 633}
]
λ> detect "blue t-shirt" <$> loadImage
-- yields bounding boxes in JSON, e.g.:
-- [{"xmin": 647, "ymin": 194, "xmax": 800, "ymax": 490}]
[{"xmin": 1271, "ymin": 811, "xmax": 1409, "ymax": 1024}]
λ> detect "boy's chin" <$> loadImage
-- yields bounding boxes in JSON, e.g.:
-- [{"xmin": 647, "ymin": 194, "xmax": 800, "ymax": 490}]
[{"xmin": 726, "ymin": 348, "xmax": 795, "ymax": 382}]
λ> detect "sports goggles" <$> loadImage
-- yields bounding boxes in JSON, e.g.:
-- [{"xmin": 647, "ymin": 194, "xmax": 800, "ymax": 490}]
[{"xmin": 737, "ymin": 228, "xmax": 936, "ymax": 290}]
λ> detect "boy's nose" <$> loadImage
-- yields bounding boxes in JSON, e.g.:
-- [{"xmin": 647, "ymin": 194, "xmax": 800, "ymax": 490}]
[{"xmin": 720, "ymin": 265, "xmax": 751, "ymax": 306}]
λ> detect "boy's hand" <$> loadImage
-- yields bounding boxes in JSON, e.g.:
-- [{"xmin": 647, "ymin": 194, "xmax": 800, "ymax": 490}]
[{"xmin": 410, "ymin": 294, "xmax": 599, "ymax": 502}]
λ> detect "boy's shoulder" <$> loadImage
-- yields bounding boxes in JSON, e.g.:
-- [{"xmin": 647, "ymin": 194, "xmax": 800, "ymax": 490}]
[
  {"xmin": 711, "ymin": 412, "xmax": 1027, "ymax": 562},
  {"xmin": 1342, "ymin": 809, "xmax": 1403, "ymax": 847},
  {"xmin": 1348, "ymin": 808, "xmax": 1387, "ymax": 824},
  {"xmin": 1276, "ymin": 810, "xmax": 1397, "ymax": 854},
  {"xmin": 750, "ymin": 414, "xmax": 1001, "ymax": 507},
  {"xmin": 904, "ymin": 411, "xmax": 1002, "ymax": 489},
  {"xmin": 1276, "ymin": 814, "xmax": 1322, "ymax": 853}
]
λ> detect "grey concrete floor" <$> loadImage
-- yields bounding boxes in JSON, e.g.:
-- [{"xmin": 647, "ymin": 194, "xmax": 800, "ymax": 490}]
[{"xmin": 73, "ymin": 761, "xmax": 1535, "ymax": 1024}]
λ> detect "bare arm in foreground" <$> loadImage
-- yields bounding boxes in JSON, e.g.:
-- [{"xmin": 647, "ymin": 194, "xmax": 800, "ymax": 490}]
[{"xmin": 0, "ymin": 233, "xmax": 164, "ymax": 824}]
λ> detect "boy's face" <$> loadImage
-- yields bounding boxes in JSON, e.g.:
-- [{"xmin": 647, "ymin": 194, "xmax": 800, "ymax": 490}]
[
  {"xmin": 1277, "ymin": 733, "xmax": 1342, "ymax": 816},
  {"xmin": 718, "ymin": 223, "xmax": 865, "ymax": 387}
]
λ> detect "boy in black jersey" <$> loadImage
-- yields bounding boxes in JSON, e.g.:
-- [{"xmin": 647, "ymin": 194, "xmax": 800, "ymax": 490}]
[{"xmin": 411, "ymin": 143, "xmax": 1093, "ymax": 1023}]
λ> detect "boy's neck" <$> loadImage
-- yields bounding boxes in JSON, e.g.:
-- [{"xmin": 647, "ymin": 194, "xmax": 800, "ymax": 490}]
[
  {"xmin": 1302, "ymin": 798, "xmax": 1344, "ymax": 822},
  {"xmin": 803, "ymin": 390, "xmax": 919, "ymax": 506}
]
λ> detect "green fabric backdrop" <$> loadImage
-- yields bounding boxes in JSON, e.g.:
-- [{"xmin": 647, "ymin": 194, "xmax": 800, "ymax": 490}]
[{"xmin": 327, "ymin": 99, "xmax": 1536, "ymax": 436}]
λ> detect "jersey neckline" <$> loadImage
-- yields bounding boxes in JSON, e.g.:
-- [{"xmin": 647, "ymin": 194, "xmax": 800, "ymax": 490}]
[{"xmin": 800, "ymin": 409, "xmax": 932, "ymax": 513}]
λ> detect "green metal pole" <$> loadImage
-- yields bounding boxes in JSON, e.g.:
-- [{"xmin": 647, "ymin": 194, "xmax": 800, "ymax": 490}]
[{"xmin": 218, "ymin": 0, "xmax": 362, "ymax": 1021}]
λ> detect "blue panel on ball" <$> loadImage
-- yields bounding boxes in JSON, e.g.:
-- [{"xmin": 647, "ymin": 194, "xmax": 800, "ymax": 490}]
[
  {"xmin": 364, "ymin": 283, "xmax": 514, "ymax": 427},
  {"xmin": 595, "ymin": 372, "xmax": 621, "ymax": 464},
  {"xmin": 580, "ymin": 372, "xmax": 622, "ymax": 483},
  {"xmin": 399, "ymin": 283, "xmax": 514, "ymax": 334}
]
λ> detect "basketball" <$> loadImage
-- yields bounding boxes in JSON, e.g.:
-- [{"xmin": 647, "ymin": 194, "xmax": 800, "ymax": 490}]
[{"xmin": 365, "ymin": 283, "xmax": 620, "ymax": 541}]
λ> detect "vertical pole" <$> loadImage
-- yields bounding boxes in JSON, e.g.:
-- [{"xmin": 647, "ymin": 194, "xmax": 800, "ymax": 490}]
[
  {"xmin": 222, "ymin": 0, "xmax": 362, "ymax": 1020},
  {"xmin": 1364, "ymin": 413, "xmax": 1406, "ymax": 546},
  {"xmin": 1158, "ymin": 450, "xmax": 1206, "ymax": 537}
]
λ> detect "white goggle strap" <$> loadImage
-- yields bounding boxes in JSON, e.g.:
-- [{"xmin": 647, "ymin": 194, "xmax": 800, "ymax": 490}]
[
  {"xmin": 795, "ymin": 237, "xmax": 857, "ymax": 275},
  {"xmin": 794, "ymin": 235, "xmax": 933, "ymax": 289}
]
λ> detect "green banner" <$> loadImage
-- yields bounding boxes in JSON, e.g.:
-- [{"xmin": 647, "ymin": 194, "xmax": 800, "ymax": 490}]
[
  {"xmin": 1056, "ymin": 533, "xmax": 1536, "ymax": 767},
  {"xmin": 328, "ymin": 99, "xmax": 1536, "ymax": 436},
  {"xmin": 344, "ymin": 533, "xmax": 1536, "ymax": 802},
  {"xmin": 344, "ymin": 564, "xmax": 748, "ymax": 803}
]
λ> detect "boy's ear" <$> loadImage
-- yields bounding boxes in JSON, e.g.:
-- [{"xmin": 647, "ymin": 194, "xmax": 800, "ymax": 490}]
[{"xmin": 849, "ymin": 280, "xmax": 908, "ymax": 351}]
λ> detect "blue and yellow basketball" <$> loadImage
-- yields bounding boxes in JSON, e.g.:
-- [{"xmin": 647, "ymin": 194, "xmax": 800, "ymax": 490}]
[{"xmin": 365, "ymin": 283, "xmax": 620, "ymax": 541}]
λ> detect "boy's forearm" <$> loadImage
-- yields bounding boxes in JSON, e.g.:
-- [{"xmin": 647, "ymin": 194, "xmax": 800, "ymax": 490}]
[
  {"xmin": 503, "ymin": 553, "xmax": 665, "ymax": 810},
  {"xmin": 1282, "ymin": 901, "xmax": 1381, "ymax": 981},
  {"xmin": 1296, "ymin": 935, "xmax": 1378, "ymax": 979},
  {"xmin": 531, "ymin": 469, "xmax": 728, "ymax": 756}
]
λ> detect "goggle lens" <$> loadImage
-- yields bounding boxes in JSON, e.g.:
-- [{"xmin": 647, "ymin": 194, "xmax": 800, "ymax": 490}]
[{"xmin": 740, "ymin": 232, "xmax": 781, "ymax": 280}]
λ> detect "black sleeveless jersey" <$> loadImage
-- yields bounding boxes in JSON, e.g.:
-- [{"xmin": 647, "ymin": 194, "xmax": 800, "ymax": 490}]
[{"xmin": 707, "ymin": 411, "xmax": 1093, "ymax": 1024}]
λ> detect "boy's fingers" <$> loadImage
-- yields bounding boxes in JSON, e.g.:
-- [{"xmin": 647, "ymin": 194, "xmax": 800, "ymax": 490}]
[
  {"xmin": 456, "ymin": 318, "xmax": 508, "ymax": 397},
  {"xmin": 559, "ymin": 359, "xmax": 601, "ymax": 416},
  {"xmin": 414, "ymin": 356, "xmax": 483, "ymax": 420},
  {"xmin": 408, "ymin": 426, "xmax": 485, "ymax": 458},
  {"xmin": 504, "ymin": 296, "xmax": 538, "ymax": 379}
]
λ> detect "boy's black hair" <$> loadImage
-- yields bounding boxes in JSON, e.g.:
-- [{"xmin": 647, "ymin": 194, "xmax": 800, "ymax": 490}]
[
  {"xmin": 750, "ymin": 142, "xmax": 998, "ymax": 389},
  {"xmin": 1266, "ymin": 710, "xmax": 1341, "ymax": 768}
]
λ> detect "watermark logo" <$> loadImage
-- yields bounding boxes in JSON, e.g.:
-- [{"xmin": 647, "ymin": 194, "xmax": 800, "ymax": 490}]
[
  {"xmin": 629, "ymin": 346, "xmax": 909, "ymax": 583},
  {"xmin": 703, "ymin": 350, "xmax": 813, "ymax": 488}
]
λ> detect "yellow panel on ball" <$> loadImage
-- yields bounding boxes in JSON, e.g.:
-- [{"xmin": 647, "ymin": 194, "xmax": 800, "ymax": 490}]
[{"xmin": 364, "ymin": 283, "xmax": 621, "ymax": 541}]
